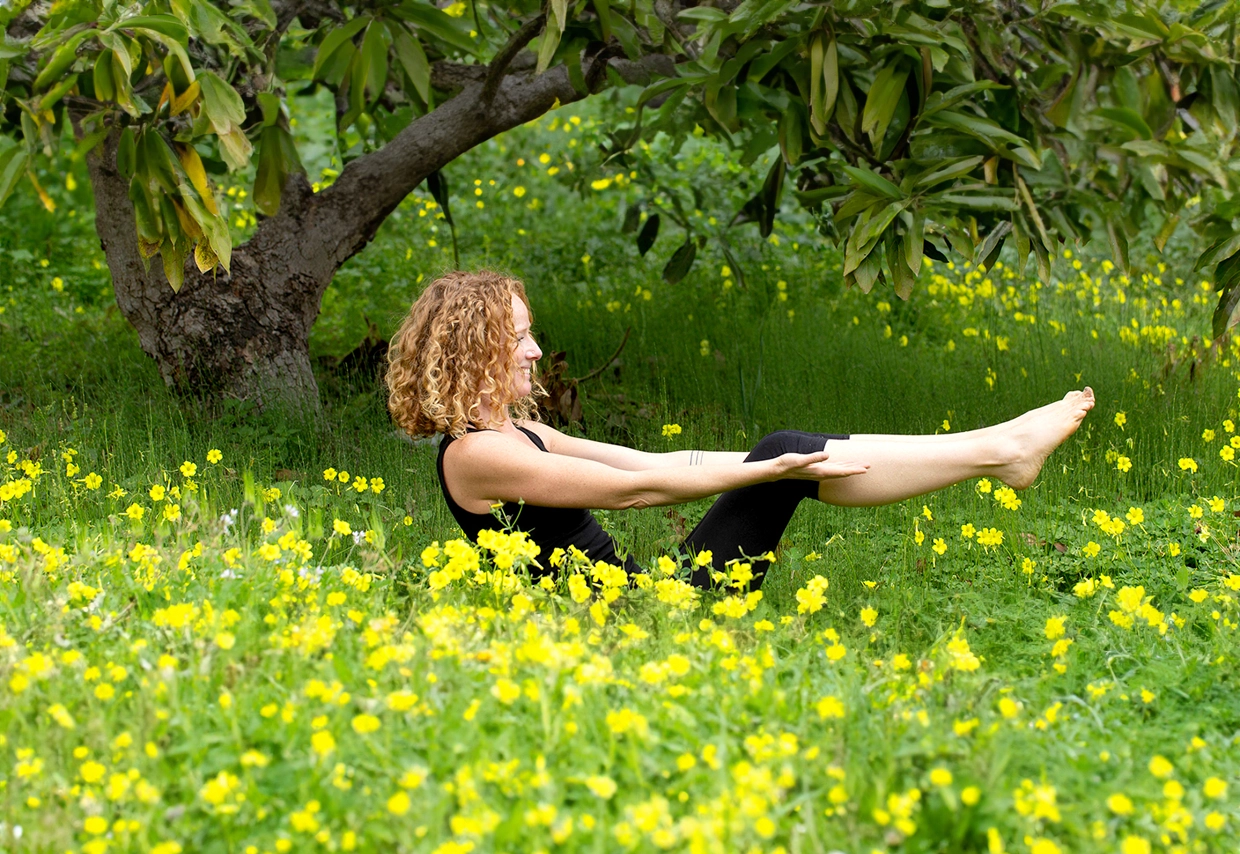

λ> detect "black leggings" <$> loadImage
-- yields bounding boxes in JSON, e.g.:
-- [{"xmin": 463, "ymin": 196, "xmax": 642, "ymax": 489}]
[{"xmin": 680, "ymin": 430, "xmax": 847, "ymax": 588}]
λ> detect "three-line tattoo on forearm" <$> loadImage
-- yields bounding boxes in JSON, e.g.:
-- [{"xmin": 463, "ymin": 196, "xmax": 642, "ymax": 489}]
[{"xmin": 690, "ymin": 450, "xmax": 704, "ymax": 466}]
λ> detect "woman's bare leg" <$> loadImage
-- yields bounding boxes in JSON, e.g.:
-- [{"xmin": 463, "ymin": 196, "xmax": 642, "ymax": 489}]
[
  {"xmin": 850, "ymin": 389, "xmax": 1089, "ymax": 445},
  {"xmin": 817, "ymin": 388, "xmax": 1094, "ymax": 507}
]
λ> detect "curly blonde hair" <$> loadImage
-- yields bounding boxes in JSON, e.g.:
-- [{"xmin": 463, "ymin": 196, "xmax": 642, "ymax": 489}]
[{"xmin": 387, "ymin": 270, "xmax": 543, "ymax": 438}]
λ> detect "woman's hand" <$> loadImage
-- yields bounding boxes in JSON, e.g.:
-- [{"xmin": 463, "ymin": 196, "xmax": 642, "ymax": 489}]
[{"xmin": 770, "ymin": 450, "xmax": 870, "ymax": 480}]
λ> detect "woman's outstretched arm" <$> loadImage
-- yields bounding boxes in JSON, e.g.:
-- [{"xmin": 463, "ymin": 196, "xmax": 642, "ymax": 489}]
[
  {"xmin": 519, "ymin": 421, "xmax": 747, "ymax": 471},
  {"xmin": 442, "ymin": 430, "xmax": 868, "ymax": 513}
]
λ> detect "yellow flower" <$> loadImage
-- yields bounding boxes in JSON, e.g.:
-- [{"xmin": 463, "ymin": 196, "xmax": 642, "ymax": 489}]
[
  {"xmin": 1178, "ymin": 457, "xmax": 1198, "ymax": 473},
  {"xmin": 661, "ymin": 423, "xmax": 683, "ymax": 438},
  {"xmin": 80, "ymin": 760, "xmax": 106, "ymax": 783},
  {"xmin": 585, "ymin": 775, "xmax": 617, "ymax": 799},
  {"xmin": 387, "ymin": 791, "xmax": 411, "ymax": 815},
  {"xmin": 929, "ymin": 767, "xmax": 953, "ymax": 787},
  {"xmin": 125, "ymin": 503, "xmax": 145, "ymax": 521},
  {"xmin": 84, "ymin": 815, "xmax": 109, "ymax": 835},
  {"xmin": 1120, "ymin": 836, "xmax": 1151, "ymax": 854},
  {"xmin": 1115, "ymin": 455, "xmax": 1132, "ymax": 472},
  {"xmin": 976, "ymin": 527, "xmax": 1003, "ymax": 548},
  {"xmin": 351, "ymin": 714, "xmax": 381, "ymax": 734},
  {"xmin": 207, "ymin": 449, "xmax": 222, "ymax": 464},
  {"xmin": 860, "ymin": 607, "xmax": 877, "ymax": 627},
  {"xmin": 1114, "ymin": 412, "xmax": 1127, "ymax": 428},
  {"xmin": 149, "ymin": 484, "xmax": 166, "ymax": 501},
  {"xmin": 1204, "ymin": 777, "xmax": 1228, "ymax": 798},
  {"xmin": 179, "ymin": 461, "xmax": 197, "ymax": 477},
  {"xmin": 163, "ymin": 503, "xmax": 181, "ymax": 522},
  {"xmin": 1082, "ymin": 541, "xmax": 1101, "ymax": 558},
  {"xmin": 816, "ymin": 695, "xmax": 845, "ymax": 719},
  {"xmin": 513, "ymin": 186, "xmax": 526, "ymax": 198},
  {"xmin": 333, "ymin": 519, "xmax": 352, "ymax": 536},
  {"xmin": 323, "ymin": 467, "xmax": 337, "ymax": 481},
  {"xmin": 960, "ymin": 523, "xmax": 976, "ymax": 539},
  {"xmin": 932, "ymin": 538, "xmax": 947, "ymax": 555},
  {"xmin": 311, "ymin": 730, "xmax": 336, "ymax": 757},
  {"xmin": 1148, "ymin": 755, "xmax": 1173, "ymax": 778},
  {"xmin": 491, "ymin": 678, "xmax": 521, "ymax": 705},
  {"xmin": 961, "ymin": 785, "xmax": 980, "ymax": 805},
  {"xmin": 998, "ymin": 697, "xmax": 1021, "ymax": 719},
  {"xmin": 214, "ymin": 632, "xmax": 235, "ymax": 650}
]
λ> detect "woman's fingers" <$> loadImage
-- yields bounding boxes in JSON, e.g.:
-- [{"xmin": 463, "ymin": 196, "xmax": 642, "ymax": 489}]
[{"xmin": 777, "ymin": 452, "xmax": 868, "ymax": 479}]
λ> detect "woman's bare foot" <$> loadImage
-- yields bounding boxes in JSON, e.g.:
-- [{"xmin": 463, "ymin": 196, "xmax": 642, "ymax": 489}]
[{"xmin": 996, "ymin": 388, "xmax": 1095, "ymax": 489}]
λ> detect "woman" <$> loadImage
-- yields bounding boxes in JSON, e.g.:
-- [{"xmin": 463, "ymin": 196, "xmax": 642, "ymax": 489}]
[{"xmin": 386, "ymin": 270, "xmax": 1094, "ymax": 587}]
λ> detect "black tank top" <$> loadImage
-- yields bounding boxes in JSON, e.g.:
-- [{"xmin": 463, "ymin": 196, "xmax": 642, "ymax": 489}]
[{"xmin": 436, "ymin": 425, "xmax": 633, "ymax": 573}]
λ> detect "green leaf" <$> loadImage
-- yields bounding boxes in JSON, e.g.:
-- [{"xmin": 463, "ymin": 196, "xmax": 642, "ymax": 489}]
[
  {"xmin": 928, "ymin": 110, "xmax": 1027, "ymax": 149},
  {"xmin": 536, "ymin": 25, "xmax": 562, "ymax": 76},
  {"xmin": 921, "ymin": 80, "xmax": 1006, "ymax": 117},
  {"xmin": 312, "ymin": 16, "xmax": 369, "ymax": 80},
  {"xmin": 904, "ymin": 209, "xmax": 924, "ymax": 276},
  {"xmin": 1211, "ymin": 253, "xmax": 1240, "ymax": 338},
  {"xmin": 393, "ymin": 3, "xmax": 477, "ymax": 54},
  {"xmin": 33, "ymin": 29, "xmax": 92, "ymax": 90},
  {"xmin": 663, "ymin": 238, "xmax": 697, "ymax": 284},
  {"xmin": 1210, "ymin": 66, "xmax": 1238, "ymax": 136},
  {"xmin": 360, "ymin": 20, "xmax": 390, "ymax": 105},
  {"xmin": 852, "ymin": 243, "xmax": 882, "ymax": 293},
  {"xmin": 911, "ymin": 155, "xmax": 984, "ymax": 190},
  {"xmin": 976, "ymin": 221, "xmax": 1012, "ymax": 272},
  {"xmin": 841, "ymin": 165, "xmax": 904, "ymax": 200},
  {"xmin": 1012, "ymin": 215, "xmax": 1030, "ymax": 274},
  {"xmin": 758, "ymin": 155, "xmax": 785, "ymax": 239},
  {"xmin": 930, "ymin": 192, "xmax": 1019, "ymax": 211},
  {"xmin": 778, "ymin": 103, "xmax": 802, "ymax": 166},
  {"xmin": 38, "ymin": 73, "xmax": 79, "ymax": 112},
  {"xmin": 1096, "ymin": 107, "xmax": 1152, "ymax": 140},
  {"xmin": 1106, "ymin": 219, "xmax": 1129, "ymax": 276},
  {"xmin": 253, "ymin": 125, "xmax": 289, "ymax": 217},
  {"xmin": 1194, "ymin": 231, "xmax": 1240, "ymax": 271},
  {"xmin": 93, "ymin": 49, "xmax": 116, "ymax": 100},
  {"xmin": 637, "ymin": 213, "xmax": 660, "ymax": 256},
  {"xmin": 861, "ymin": 61, "xmax": 909, "ymax": 153},
  {"xmin": 109, "ymin": 14, "xmax": 189, "ymax": 42},
  {"xmin": 116, "ymin": 127, "xmax": 137, "ymax": 179},
  {"xmin": 592, "ymin": 0, "xmax": 611, "ymax": 42},
  {"xmin": 0, "ymin": 145, "xmax": 28, "ymax": 208},
  {"xmin": 390, "ymin": 23, "xmax": 430, "ymax": 104},
  {"xmin": 677, "ymin": 7, "xmax": 729, "ymax": 23},
  {"xmin": 198, "ymin": 71, "xmax": 247, "ymax": 134}
]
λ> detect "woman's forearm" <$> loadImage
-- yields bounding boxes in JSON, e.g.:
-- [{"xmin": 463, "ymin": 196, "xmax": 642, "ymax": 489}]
[
  {"xmin": 661, "ymin": 449, "xmax": 749, "ymax": 468},
  {"xmin": 616, "ymin": 459, "xmax": 780, "ymax": 509}
]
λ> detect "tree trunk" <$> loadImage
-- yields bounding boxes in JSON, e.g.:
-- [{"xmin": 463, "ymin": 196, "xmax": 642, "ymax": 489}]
[
  {"xmin": 85, "ymin": 51, "xmax": 673, "ymax": 413},
  {"xmin": 87, "ymin": 131, "xmax": 327, "ymax": 414}
]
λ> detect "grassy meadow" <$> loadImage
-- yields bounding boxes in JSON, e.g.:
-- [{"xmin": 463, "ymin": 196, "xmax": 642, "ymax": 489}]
[{"xmin": 1, "ymin": 103, "xmax": 1239, "ymax": 853}]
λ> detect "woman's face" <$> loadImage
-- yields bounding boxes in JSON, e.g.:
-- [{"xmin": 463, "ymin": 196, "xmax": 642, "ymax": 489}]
[{"xmin": 508, "ymin": 293, "xmax": 541, "ymax": 399}]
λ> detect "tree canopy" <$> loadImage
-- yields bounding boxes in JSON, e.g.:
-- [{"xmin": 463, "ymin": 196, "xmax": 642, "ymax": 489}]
[{"xmin": 2, "ymin": 0, "xmax": 1239, "ymax": 408}]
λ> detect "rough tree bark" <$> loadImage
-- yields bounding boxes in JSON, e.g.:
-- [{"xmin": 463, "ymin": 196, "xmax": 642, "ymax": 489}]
[{"xmin": 85, "ymin": 50, "xmax": 674, "ymax": 414}]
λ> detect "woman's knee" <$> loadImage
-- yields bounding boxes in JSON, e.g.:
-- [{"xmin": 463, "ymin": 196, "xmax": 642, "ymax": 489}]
[{"xmin": 746, "ymin": 430, "xmax": 811, "ymax": 462}]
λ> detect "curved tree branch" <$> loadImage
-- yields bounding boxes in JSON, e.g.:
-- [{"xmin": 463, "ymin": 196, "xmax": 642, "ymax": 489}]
[{"xmin": 482, "ymin": 13, "xmax": 546, "ymax": 102}]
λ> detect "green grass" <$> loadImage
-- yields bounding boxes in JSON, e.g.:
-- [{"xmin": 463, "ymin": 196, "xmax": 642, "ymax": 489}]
[{"xmin": 1, "ymin": 106, "xmax": 1238, "ymax": 853}]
